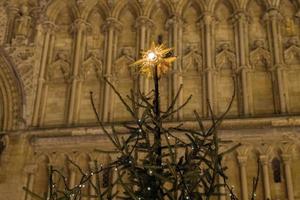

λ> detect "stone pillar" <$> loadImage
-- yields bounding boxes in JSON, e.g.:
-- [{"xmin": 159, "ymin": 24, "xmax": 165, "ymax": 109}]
[
  {"xmin": 32, "ymin": 22, "xmax": 56, "ymax": 127},
  {"xmin": 135, "ymin": 16, "xmax": 153, "ymax": 116},
  {"xmin": 4, "ymin": 3, "xmax": 18, "ymax": 45},
  {"xmin": 40, "ymin": 27, "xmax": 56, "ymax": 126},
  {"xmin": 68, "ymin": 165, "xmax": 77, "ymax": 188},
  {"xmin": 233, "ymin": 12, "xmax": 251, "ymax": 115},
  {"xmin": 281, "ymin": 154, "xmax": 294, "ymax": 200},
  {"xmin": 166, "ymin": 15, "xmax": 184, "ymax": 119},
  {"xmin": 265, "ymin": 9, "xmax": 287, "ymax": 114},
  {"xmin": 23, "ymin": 164, "xmax": 38, "ymax": 200},
  {"xmin": 67, "ymin": 19, "xmax": 88, "ymax": 125},
  {"xmin": 237, "ymin": 156, "xmax": 249, "ymax": 200},
  {"xmin": 260, "ymin": 155, "xmax": 271, "ymax": 200},
  {"xmin": 199, "ymin": 13, "xmax": 215, "ymax": 116},
  {"xmin": 101, "ymin": 18, "xmax": 121, "ymax": 122}
]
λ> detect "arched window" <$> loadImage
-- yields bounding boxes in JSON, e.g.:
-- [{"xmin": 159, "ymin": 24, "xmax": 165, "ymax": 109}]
[{"xmin": 272, "ymin": 157, "xmax": 281, "ymax": 183}]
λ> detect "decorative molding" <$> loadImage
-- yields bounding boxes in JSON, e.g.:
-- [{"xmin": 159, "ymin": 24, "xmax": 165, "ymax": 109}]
[
  {"xmin": 113, "ymin": 47, "xmax": 135, "ymax": 78},
  {"xmin": 81, "ymin": 52, "xmax": 103, "ymax": 80},
  {"xmin": 215, "ymin": 43, "xmax": 236, "ymax": 71},
  {"xmin": 182, "ymin": 45, "xmax": 202, "ymax": 73},
  {"xmin": 47, "ymin": 52, "xmax": 71, "ymax": 83},
  {"xmin": 0, "ymin": 47, "xmax": 24, "ymax": 130},
  {"xmin": 284, "ymin": 37, "xmax": 300, "ymax": 65},
  {"xmin": 250, "ymin": 40, "xmax": 272, "ymax": 70}
]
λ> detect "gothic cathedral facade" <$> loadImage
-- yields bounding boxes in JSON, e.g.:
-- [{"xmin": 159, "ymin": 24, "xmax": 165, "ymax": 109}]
[{"xmin": 0, "ymin": 0, "xmax": 300, "ymax": 199}]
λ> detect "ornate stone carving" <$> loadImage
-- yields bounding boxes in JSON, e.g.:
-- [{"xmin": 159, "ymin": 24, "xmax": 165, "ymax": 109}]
[
  {"xmin": 215, "ymin": 43, "xmax": 236, "ymax": 71},
  {"xmin": 113, "ymin": 47, "xmax": 135, "ymax": 78},
  {"xmin": 250, "ymin": 40, "xmax": 272, "ymax": 70},
  {"xmin": 284, "ymin": 37, "xmax": 300, "ymax": 65},
  {"xmin": 81, "ymin": 52, "xmax": 103, "ymax": 80},
  {"xmin": 14, "ymin": 5, "xmax": 32, "ymax": 44},
  {"xmin": 182, "ymin": 45, "xmax": 202, "ymax": 72},
  {"xmin": 5, "ymin": 46, "xmax": 35, "ymax": 92},
  {"xmin": 47, "ymin": 53, "xmax": 71, "ymax": 82},
  {"xmin": 0, "ymin": 5, "xmax": 7, "ymax": 44}
]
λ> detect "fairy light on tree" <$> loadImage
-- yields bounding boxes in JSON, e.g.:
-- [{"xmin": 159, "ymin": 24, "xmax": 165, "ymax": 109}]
[{"xmin": 23, "ymin": 42, "xmax": 261, "ymax": 200}]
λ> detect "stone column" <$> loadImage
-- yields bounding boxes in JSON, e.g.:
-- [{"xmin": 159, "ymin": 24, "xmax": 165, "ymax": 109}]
[
  {"xmin": 233, "ymin": 12, "xmax": 251, "ymax": 116},
  {"xmin": 32, "ymin": 22, "xmax": 56, "ymax": 126},
  {"xmin": 265, "ymin": 9, "xmax": 287, "ymax": 114},
  {"xmin": 166, "ymin": 15, "xmax": 184, "ymax": 119},
  {"xmin": 260, "ymin": 155, "xmax": 271, "ymax": 200},
  {"xmin": 4, "ymin": 3, "xmax": 18, "ymax": 45},
  {"xmin": 67, "ymin": 19, "xmax": 88, "ymax": 125},
  {"xmin": 135, "ymin": 16, "xmax": 153, "ymax": 95},
  {"xmin": 23, "ymin": 164, "xmax": 38, "ymax": 200},
  {"xmin": 101, "ymin": 18, "xmax": 121, "ymax": 122},
  {"xmin": 68, "ymin": 165, "xmax": 77, "ymax": 188},
  {"xmin": 237, "ymin": 156, "xmax": 249, "ymax": 200},
  {"xmin": 281, "ymin": 154, "xmax": 294, "ymax": 200},
  {"xmin": 199, "ymin": 13, "xmax": 215, "ymax": 116},
  {"xmin": 40, "ymin": 27, "xmax": 56, "ymax": 126}
]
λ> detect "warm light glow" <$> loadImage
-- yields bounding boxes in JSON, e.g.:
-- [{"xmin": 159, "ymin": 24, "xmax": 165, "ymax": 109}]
[
  {"xmin": 147, "ymin": 51, "xmax": 157, "ymax": 61},
  {"xmin": 131, "ymin": 42, "xmax": 176, "ymax": 77}
]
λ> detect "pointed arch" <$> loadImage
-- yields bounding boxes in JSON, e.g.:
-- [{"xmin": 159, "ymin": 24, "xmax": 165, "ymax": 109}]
[
  {"xmin": 209, "ymin": 0, "xmax": 239, "ymax": 12},
  {"xmin": 46, "ymin": 0, "xmax": 79, "ymax": 22},
  {"xmin": 83, "ymin": 0, "xmax": 110, "ymax": 20},
  {"xmin": 176, "ymin": 0, "xmax": 206, "ymax": 16},
  {"xmin": 145, "ymin": 0, "xmax": 175, "ymax": 18},
  {"xmin": 112, "ymin": 0, "xmax": 142, "ymax": 19},
  {"xmin": 0, "ymin": 48, "xmax": 24, "ymax": 131},
  {"xmin": 245, "ymin": 0, "xmax": 270, "ymax": 10}
]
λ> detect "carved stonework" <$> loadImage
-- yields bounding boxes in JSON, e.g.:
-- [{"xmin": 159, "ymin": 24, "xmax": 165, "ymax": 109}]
[
  {"xmin": 82, "ymin": 51, "xmax": 103, "ymax": 80},
  {"xmin": 0, "ymin": 5, "xmax": 7, "ymax": 44},
  {"xmin": 216, "ymin": 43, "xmax": 236, "ymax": 71},
  {"xmin": 182, "ymin": 45, "xmax": 202, "ymax": 73},
  {"xmin": 284, "ymin": 37, "xmax": 300, "ymax": 65},
  {"xmin": 4, "ymin": 45, "xmax": 36, "ymax": 124},
  {"xmin": 113, "ymin": 47, "xmax": 135, "ymax": 78},
  {"xmin": 47, "ymin": 53, "xmax": 71, "ymax": 82},
  {"xmin": 250, "ymin": 40, "xmax": 272, "ymax": 70},
  {"xmin": 13, "ymin": 5, "xmax": 32, "ymax": 45}
]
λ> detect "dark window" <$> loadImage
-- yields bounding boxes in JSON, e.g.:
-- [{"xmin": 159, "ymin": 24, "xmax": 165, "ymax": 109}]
[{"xmin": 272, "ymin": 158, "xmax": 281, "ymax": 183}]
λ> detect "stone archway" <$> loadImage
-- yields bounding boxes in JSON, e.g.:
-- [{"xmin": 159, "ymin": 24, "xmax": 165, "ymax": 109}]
[{"xmin": 0, "ymin": 47, "xmax": 24, "ymax": 131}]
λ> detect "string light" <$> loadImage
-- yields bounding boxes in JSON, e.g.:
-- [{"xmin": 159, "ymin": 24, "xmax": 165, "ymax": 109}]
[{"xmin": 147, "ymin": 187, "xmax": 151, "ymax": 191}]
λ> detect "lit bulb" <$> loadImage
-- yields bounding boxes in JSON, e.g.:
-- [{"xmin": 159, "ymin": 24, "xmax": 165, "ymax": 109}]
[
  {"xmin": 91, "ymin": 172, "xmax": 94, "ymax": 176},
  {"xmin": 147, "ymin": 51, "xmax": 157, "ymax": 61},
  {"xmin": 147, "ymin": 187, "xmax": 151, "ymax": 191},
  {"xmin": 114, "ymin": 168, "xmax": 118, "ymax": 171},
  {"xmin": 186, "ymin": 196, "xmax": 190, "ymax": 199}
]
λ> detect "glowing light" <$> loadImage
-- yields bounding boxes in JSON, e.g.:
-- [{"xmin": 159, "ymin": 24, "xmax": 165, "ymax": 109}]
[
  {"xmin": 131, "ymin": 42, "xmax": 176, "ymax": 77},
  {"xmin": 147, "ymin": 51, "xmax": 157, "ymax": 61}
]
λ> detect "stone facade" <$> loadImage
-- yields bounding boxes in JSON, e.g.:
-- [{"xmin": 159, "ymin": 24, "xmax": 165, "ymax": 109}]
[{"xmin": 0, "ymin": 0, "xmax": 300, "ymax": 199}]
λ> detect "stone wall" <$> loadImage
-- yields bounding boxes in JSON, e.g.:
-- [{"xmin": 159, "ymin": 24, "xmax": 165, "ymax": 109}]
[{"xmin": 0, "ymin": 0, "xmax": 300, "ymax": 200}]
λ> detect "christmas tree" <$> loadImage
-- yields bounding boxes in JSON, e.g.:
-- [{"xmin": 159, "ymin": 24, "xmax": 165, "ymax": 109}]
[{"xmin": 23, "ymin": 43, "xmax": 259, "ymax": 200}]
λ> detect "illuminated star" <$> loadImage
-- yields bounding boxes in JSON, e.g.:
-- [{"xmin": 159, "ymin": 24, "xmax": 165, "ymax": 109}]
[{"xmin": 131, "ymin": 42, "xmax": 176, "ymax": 77}]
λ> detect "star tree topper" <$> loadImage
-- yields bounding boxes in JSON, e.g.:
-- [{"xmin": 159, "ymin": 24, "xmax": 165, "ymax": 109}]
[{"xmin": 131, "ymin": 42, "xmax": 176, "ymax": 77}]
